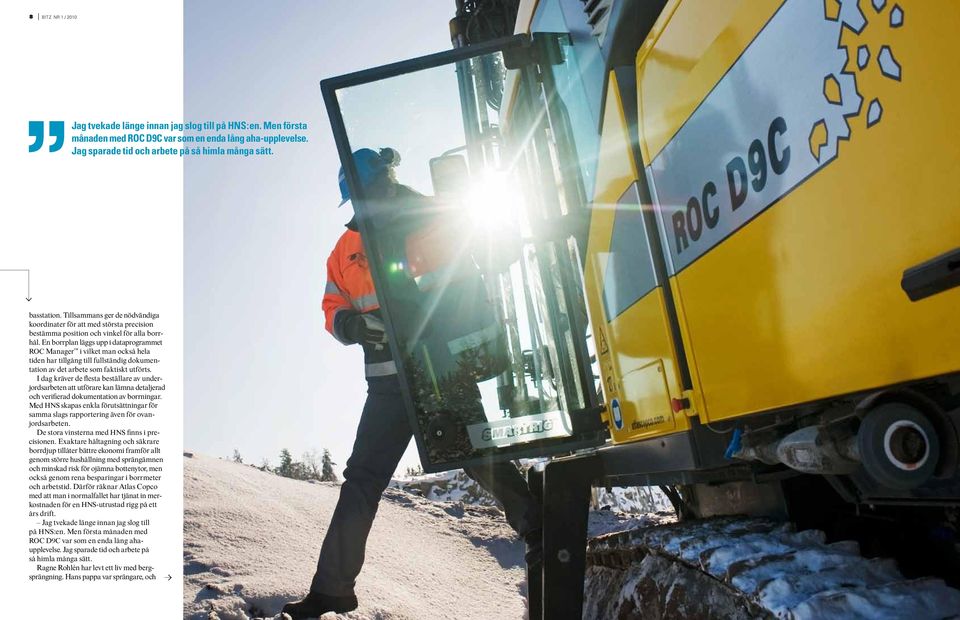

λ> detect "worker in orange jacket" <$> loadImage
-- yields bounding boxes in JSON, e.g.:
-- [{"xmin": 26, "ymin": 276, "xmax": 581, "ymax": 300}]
[{"xmin": 283, "ymin": 148, "xmax": 542, "ymax": 619}]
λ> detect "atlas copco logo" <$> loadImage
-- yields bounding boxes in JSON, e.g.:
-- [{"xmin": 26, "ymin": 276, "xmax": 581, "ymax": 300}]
[
  {"xmin": 611, "ymin": 399, "xmax": 623, "ymax": 431},
  {"xmin": 810, "ymin": 0, "xmax": 904, "ymax": 161},
  {"xmin": 647, "ymin": 0, "xmax": 905, "ymax": 274}
]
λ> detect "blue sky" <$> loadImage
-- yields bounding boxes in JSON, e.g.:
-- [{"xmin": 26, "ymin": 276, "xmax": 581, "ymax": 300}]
[{"xmin": 184, "ymin": 1, "xmax": 458, "ymax": 474}]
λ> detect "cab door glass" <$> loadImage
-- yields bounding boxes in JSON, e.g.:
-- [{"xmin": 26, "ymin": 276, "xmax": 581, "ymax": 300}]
[{"xmin": 328, "ymin": 38, "xmax": 600, "ymax": 471}]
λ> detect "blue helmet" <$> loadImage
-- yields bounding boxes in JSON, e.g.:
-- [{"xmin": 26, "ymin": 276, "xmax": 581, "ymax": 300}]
[{"xmin": 338, "ymin": 148, "xmax": 394, "ymax": 207}]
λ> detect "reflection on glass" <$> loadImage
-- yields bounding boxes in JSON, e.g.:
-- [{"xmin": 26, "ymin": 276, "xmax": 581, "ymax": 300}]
[{"xmin": 338, "ymin": 49, "xmax": 588, "ymax": 467}]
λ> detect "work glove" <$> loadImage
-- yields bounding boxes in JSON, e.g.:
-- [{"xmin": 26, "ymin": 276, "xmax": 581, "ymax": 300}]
[{"xmin": 344, "ymin": 312, "xmax": 388, "ymax": 346}]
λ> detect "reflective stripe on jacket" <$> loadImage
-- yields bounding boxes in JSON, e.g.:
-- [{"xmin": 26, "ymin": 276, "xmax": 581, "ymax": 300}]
[{"xmin": 322, "ymin": 228, "xmax": 396, "ymax": 377}]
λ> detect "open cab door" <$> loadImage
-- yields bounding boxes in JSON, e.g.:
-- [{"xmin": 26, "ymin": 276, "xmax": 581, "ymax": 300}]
[{"xmin": 321, "ymin": 34, "xmax": 606, "ymax": 473}]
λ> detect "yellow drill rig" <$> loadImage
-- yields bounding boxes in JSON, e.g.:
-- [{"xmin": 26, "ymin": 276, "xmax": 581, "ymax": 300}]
[{"xmin": 322, "ymin": 0, "xmax": 960, "ymax": 617}]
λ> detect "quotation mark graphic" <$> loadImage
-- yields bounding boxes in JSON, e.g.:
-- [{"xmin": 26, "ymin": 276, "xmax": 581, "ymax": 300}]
[{"xmin": 28, "ymin": 120, "xmax": 65, "ymax": 152}]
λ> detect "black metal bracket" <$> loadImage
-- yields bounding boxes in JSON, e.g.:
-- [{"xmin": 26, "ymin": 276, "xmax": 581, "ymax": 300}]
[
  {"xmin": 569, "ymin": 404, "xmax": 608, "ymax": 434},
  {"xmin": 901, "ymin": 246, "xmax": 960, "ymax": 301},
  {"xmin": 538, "ymin": 454, "xmax": 602, "ymax": 620},
  {"xmin": 526, "ymin": 467, "xmax": 544, "ymax": 620},
  {"xmin": 502, "ymin": 32, "xmax": 569, "ymax": 69}
]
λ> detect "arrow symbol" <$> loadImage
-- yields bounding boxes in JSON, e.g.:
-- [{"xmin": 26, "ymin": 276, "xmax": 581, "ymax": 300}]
[
  {"xmin": 0, "ymin": 269, "xmax": 31, "ymax": 301},
  {"xmin": 166, "ymin": 574, "xmax": 172, "ymax": 581}
]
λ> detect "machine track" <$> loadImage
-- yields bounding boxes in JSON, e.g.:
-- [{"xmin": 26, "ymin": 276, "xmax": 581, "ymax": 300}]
[{"xmin": 584, "ymin": 517, "xmax": 960, "ymax": 619}]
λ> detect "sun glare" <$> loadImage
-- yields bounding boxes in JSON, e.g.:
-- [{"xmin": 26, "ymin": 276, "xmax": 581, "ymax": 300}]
[{"xmin": 464, "ymin": 170, "xmax": 522, "ymax": 231}]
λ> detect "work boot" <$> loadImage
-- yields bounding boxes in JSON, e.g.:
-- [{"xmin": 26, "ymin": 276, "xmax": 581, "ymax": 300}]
[{"xmin": 281, "ymin": 591, "xmax": 358, "ymax": 619}]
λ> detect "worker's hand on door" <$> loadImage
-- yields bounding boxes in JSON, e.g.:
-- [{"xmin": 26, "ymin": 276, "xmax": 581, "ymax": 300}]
[
  {"xmin": 359, "ymin": 314, "xmax": 388, "ymax": 345},
  {"xmin": 345, "ymin": 312, "xmax": 388, "ymax": 345}
]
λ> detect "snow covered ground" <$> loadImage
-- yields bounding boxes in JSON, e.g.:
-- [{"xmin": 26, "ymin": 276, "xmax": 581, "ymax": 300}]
[
  {"xmin": 592, "ymin": 485, "xmax": 673, "ymax": 514},
  {"xmin": 183, "ymin": 453, "xmax": 529, "ymax": 619},
  {"xmin": 390, "ymin": 466, "xmax": 674, "ymax": 516},
  {"xmin": 184, "ymin": 453, "xmax": 662, "ymax": 619},
  {"xmin": 389, "ymin": 469, "xmax": 498, "ymax": 507},
  {"xmin": 186, "ymin": 453, "xmax": 960, "ymax": 619}
]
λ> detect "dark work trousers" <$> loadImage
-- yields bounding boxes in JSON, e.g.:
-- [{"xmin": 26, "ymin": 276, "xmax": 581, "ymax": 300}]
[{"xmin": 310, "ymin": 374, "xmax": 541, "ymax": 597}]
